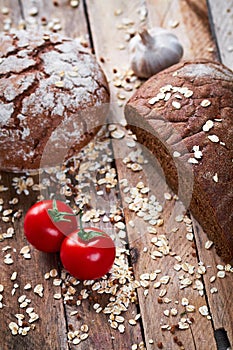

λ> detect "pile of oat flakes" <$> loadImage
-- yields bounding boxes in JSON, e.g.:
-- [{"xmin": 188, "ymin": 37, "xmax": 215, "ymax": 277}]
[{"xmin": 0, "ymin": 124, "xmax": 232, "ymax": 349}]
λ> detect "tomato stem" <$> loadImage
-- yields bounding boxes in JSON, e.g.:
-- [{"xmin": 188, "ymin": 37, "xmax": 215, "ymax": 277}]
[
  {"xmin": 48, "ymin": 199, "xmax": 76, "ymax": 223},
  {"xmin": 77, "ymin": 211, "xmax": 103, "ymax": 241}
]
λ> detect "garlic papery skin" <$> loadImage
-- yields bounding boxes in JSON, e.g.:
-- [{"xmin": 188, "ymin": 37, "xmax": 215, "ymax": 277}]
[{"xmin": 129, "ymin": 27, "xmax": 184, "ymax": 78}]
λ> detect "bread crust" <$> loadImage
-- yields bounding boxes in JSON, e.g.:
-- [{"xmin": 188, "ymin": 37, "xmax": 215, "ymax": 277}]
[
  {"xmin": 0, "ymin": 30, "xmax": 110, "ymax": 171},
  {"xmin": 125, "ymin": 60, "xmax": 233, "ymax": 263}
]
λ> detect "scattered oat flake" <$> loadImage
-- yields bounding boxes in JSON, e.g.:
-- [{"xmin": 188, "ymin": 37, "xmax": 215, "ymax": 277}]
[
  {"xmin": 4, "ymin": 256, "xmax": 13, "ymax": 265},
  {"xmin": 70, "ymin": 0, "xmax": 79, "ymax": 7},
  {"xmin": 164, "ymin": 192, "xmax": 172, "ymax": 200},
  {"xmin": 208, "ymin": 135, "xmax": 219, "ymax": 143},
  {"xmin": 172, "ymin": 101, "xmax": 181, "ymax": 109},
  {"xmin": 34, "ymin": 284, "xmax": 43, "ymax": 297},
  {"xmin": 199, "ymin": 305, "xmax": 209, "ymax": 316},
  {"xmin": 171, "ymin": 308, "xmax": 178, "ymax": 316},
  {"xmin": 203, "ymin": 120, "xmax": 214, "ymax": 132},
  {"xmin": 205, "ymin": 240, "xmax": 214, "ymax": 249},
  {"xmin": 201, "ymin": 99, "xmax": 211, "ymax": 107},
  {"xmin": 173, "ymin": 151, "xmax": 181, "ymax": 158},
  {"xmin": 188, "ymin": 157, "xmax": 199, "ymax": 164},
  {"xmin": 175, "ymin": 214, "xmax": 184, "ymax": 222},
  {"xmin": 81, "ymin": 324, "xmax": 89, "ymax": 332},
  {"xmin": 169, "ymin": 19, "xmax": 179, "ymax": 28},
  {"xmin": 159, "ymin": 289, "xmax": 167, "ymax": 297},
  {"xmin": 213, "ymin": 173, "xmax": 218, "ymax": 183},
  {"xmin": 217, "ymin": 270, "xmax": 226, "ymax": 278},
  {"xmin": 129, "ymin": 319, "xmax": 137, "ymax": 326},
  {"xmin": 24, "ymin": 283, "xmax": 32, "ymax": 290},
  {"xmin": 180, "ymin": 278, "xmax": 192, "ymax": 288},
  {"xmin": 118, "ymin": 324, "xmax": 125, "ymax": 333},
  {"xmin": 9, "ymin": 322, "xmax": 19, "ymax": 335},
  {"xmin": 178, "ymin": 321, "xmax": 189, "ymax": 330},
  {"xmin": 209, "ymin": 275, "xmax": 216, "ymax": 283},
  {"xmin": 50, "ymin": 269, "xmax": 58, "ymax": 277},
  {"xmin": 186, "ymin": 305, "xmax": 195, "ymax": 313},
  {"xmin": 28, "ymin": 6, "xmax": 38, "ymax": 16},
  {"xmin": 163, "ymin": 309, "xmax": 170, "ymax": 317},
  {"xmin": 193, "ymin": 145, "xmax": 202, "ymax": 159},
  {"xmin": 55, "ymin": 81, "xmax": 64, "ymax": 88},
  {"xmin": 11, "ymin": 272, "xmax": 17, "ymax": 281},
  {"xmin": 153, "ymin": 281, "xmax": 161, "ymax": 289},
  {"xmin": 1, "ymin": 7, "xmax": 9, "ymax": 14},
  {"xmin": 186, "ymin": 232, "xmax": 194, "ymax": 242},
  {"xmin": 160, "ymin": 276, "xmax": 170, "ymax": 284},
  {"xmin": 151, "ymin": 251, "xmax": 163, "ymax": 258},
  {"xmin": 20, "ymin": 246, "xmax": 30, "ymax": 255},
  {"xmin": 54, "ymin": 293, "xmax": 62, "ymax": 300},
  {"xmin": 44, "ymin": 272, "xmax": 50, "ymax": 280},
  {"xmin": 73, "ymin": 338, "xmax": 81, "ymax": 344},
  {"xmin": 130, "ymin": 163, "xmax": 143, "ymax": 172},
  {"xmin": 161, "ymin": 324, "xmax": 170, "ymax": 330},
  {"xmin": 111, "ymin": 129, "xmax": 125, "ymax": 140}
]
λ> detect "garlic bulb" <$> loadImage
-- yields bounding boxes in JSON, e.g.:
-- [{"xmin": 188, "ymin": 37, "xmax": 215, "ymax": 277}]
[{"xmin": 129, "ymin": 27, "xmax": 183, "ymax": 78}]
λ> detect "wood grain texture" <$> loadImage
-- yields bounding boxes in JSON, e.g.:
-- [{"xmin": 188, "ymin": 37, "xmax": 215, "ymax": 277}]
[
  {"xmin": 5, "ymin": 1, "xmax": 143, "ymax": 349},
  {"xmin": 146, "ymin": 0, "xmax": 219, "ymax": 61},
  {"xmin": 85, "ymin": 0, "xmax": 147, "ymax": 123},
  {"xmin": 0, "ymin": 172, "xmax": 69, "ymax": 350},
  {"xmin": 85, "ymin": 1, "xmax": 221, "ymax": 349},
  {"xmin": 193, "ymin": 216, "xmax": 233, "ymax": 345},
  {"xmin": 207, "ymin": 0, "xmax": 233, "ymax": 69},
  {"xmin": 0, "ymin": 0, "xmax": 22, "ymax": 31},
  {"xmin": 19, "ymin": 0, "xmax": 89, "ymax": 39},
  {"xmin": 113, "ymin": 138, "xmax": 217, "ymax": 350}
]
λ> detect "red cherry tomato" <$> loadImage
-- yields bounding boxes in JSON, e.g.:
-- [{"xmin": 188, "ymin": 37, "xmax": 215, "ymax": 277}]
[
  {"xmin": 24, "ymin": 199, "xmax": 77, "ymax": 253},
  {"xmin": 60, "ymin": 226, "xmax": 116, "ymax": 280}
]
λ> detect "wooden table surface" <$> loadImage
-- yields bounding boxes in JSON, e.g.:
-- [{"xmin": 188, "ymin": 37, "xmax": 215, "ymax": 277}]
[{"xmin": 0, "ymin": 1, "xmax": 232, "ymax": 349}]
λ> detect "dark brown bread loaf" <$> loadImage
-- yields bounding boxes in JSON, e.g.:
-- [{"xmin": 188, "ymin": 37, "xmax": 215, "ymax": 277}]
[
  {"xmin": 125, "ymin": 60, "xmax": 233, "ymax": 263},
  {"xmin": 0, "ymin": 30, "xmax": 110, "ymax": 171}
]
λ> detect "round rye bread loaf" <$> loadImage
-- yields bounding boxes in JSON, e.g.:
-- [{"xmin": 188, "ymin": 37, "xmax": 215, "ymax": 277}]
[
  {"xmin": 125, "ymin": 60, "xmax": 233, "ymax": 263},
  {"xmin": 0, "ymin": 30, "xmax": 110, "ymax": 171}
]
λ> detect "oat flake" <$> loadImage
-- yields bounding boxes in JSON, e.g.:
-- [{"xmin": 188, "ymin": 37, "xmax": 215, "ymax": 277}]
[
  {"xmin": 172, "ymin": 101, "xmax": 181, "ymax": 109},
  {"xmin": 213, "ymin": 173, "xmax": 218, "ymax": 183},
  {"xmin": 208, "ymin": 135, "xmax": 219, "ymax": 143},
  {"xmin": 201, "ymin": 99, "xmax": 211, "ymax": 107}
]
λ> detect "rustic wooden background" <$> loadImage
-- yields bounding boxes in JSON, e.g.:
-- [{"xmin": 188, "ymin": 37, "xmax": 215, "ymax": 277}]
[{"xmin": 0, "ymin": 1, "xmax": 232, "ymax": 349}]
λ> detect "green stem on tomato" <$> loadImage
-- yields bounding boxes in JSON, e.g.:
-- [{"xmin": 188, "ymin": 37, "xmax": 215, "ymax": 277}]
[
  {"xmin": 77, "ymin": 211, "xmax": 103, "ymax": 241},
  {"xmin": 48, "ymin": 199, "xmax": 76, "ymax": 223}
]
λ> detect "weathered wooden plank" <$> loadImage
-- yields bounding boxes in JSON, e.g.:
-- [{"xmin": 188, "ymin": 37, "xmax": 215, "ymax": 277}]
[
  {"xmin": 146, "ymin": 0, "xmax": 233, "ymax": 347},
  {"xmin": 20, "ymin": 0, "xmax": 89, "ymax": 39},
  {"xmin": 0, "ymin": 0, "xmax": 22, "ymax": 32},
  {"xmin": 0, "ymin": 1, "xmax": 72, "ymax": 348},
  {"xmin": 85, "ymin": 0, "xmax": 147, "ymax": 123},
  {"xmin": 113, "ymin": 136, "xmax": 217, "ymax": 350},
  {"xmin": 0, "ymin": 172, "xmax": 69, "ymax": 350},
  {"xmin": 147, "ymin": 0, "xmax": 219, "ymax": 61},
  {"xmin": 192, "ymin": 1, "xmax": 233, "ymax": 346},
  {"xmin": 85, "ymin": 0, "xmax": 218, "ymax": 349},
  {"xmin": 9, "ymin": 2, "xmax": 143, "ymax": 349},
  {"xmin": 193, "ymin": 217, "xmax": 233, "ymax": 345},
  {"xmin": 207, "ymin": 0, "xmax": 233, "ymax": 70}
]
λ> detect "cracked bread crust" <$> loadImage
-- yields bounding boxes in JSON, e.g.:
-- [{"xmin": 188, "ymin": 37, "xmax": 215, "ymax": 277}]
[
  {"xmin": 0, "ymin": 30, "xmax": 110, "ymax": 171},
  {"xmin": 125, "ymin": 60, "xmax": 233, "ymax": 263}
]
